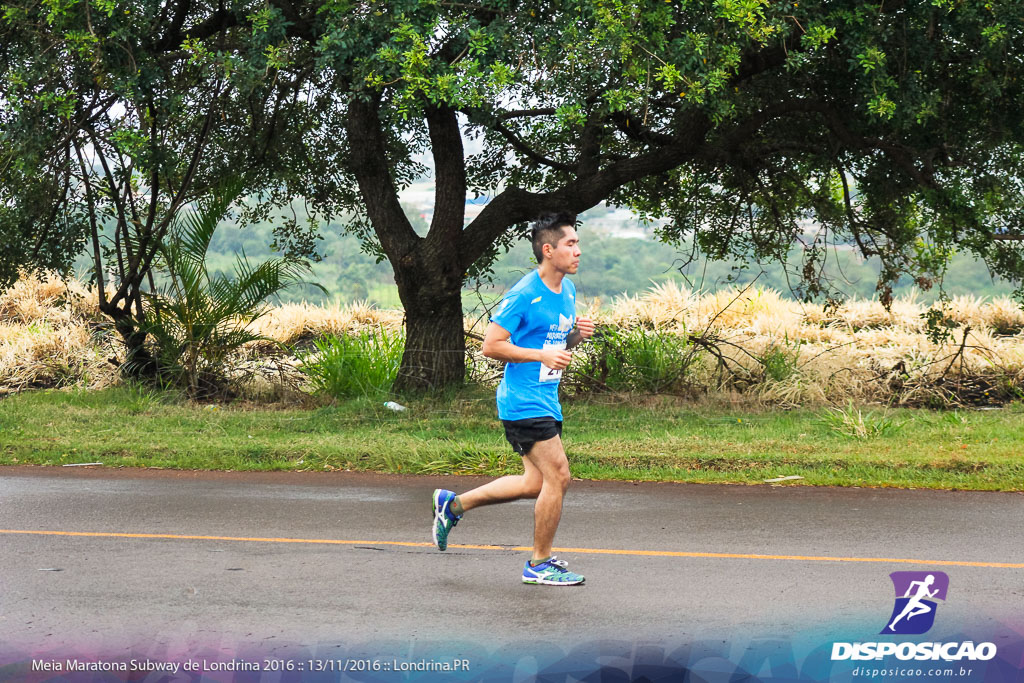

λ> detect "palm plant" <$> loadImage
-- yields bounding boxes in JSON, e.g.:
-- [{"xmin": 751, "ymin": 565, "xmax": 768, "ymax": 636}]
[{"xmin": 140, "ymin": 179, "xmax": 322, "ymax": 398}]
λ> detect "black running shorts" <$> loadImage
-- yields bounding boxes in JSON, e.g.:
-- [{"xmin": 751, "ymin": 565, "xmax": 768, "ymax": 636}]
[{"xmin": 502, "ymin": 417, "xmax": 563, "ymax": 456}]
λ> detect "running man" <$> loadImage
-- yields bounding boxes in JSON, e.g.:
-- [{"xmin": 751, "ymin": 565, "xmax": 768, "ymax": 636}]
[
  {"xmin": 431, "ymin": 212, "xmax": 594, "ymax": 586},
  {"xmin": 888, "ymin": 574, "xmax": 939, "ymax": 631}
]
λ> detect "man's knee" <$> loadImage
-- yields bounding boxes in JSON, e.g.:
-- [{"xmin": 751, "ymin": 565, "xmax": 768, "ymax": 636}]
[
  {"xmin": 528, "ymin": 436, "xmax": 571, "ymax": 491},
  {"xmin": 544, "ymin": 460, "xmax": 571, "ymax": 491}
]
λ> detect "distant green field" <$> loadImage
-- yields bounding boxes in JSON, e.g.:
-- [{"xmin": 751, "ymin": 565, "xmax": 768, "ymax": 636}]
[
  {"xmin": 73, "ymin": 203, "xmax": 1020, "ymax": 309},
  {"xmin": 2, "ymin": 387, "xmax": 1022, "ymax": 491}
]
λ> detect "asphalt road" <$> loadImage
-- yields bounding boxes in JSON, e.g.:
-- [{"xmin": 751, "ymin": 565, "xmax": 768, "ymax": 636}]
[{"xmin": 1, "ymin": 466, "xmax": 1022, "ymax": 674}]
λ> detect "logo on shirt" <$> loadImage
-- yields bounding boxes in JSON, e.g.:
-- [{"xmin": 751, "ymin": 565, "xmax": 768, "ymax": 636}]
[{"xmin": 550, "ymin": 313, "xmax": 573, "ymax": 333}]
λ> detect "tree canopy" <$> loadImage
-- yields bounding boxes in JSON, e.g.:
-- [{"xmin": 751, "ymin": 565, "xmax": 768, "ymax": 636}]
[
  {"xmin": 3, "ymin": 0, "xmax": 1024, "ymax": 391},
  {"xmin": 0, "ymin": 0, "xmax": 318, "ymax": 367}
]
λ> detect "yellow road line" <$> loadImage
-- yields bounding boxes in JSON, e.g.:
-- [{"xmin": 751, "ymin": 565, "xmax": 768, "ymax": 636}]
[{"xmin": 2, "ymin": 529, "xmax": 1021, "ymax": 568}]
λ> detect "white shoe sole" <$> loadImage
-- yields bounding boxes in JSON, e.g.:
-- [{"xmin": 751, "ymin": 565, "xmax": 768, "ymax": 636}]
[
  {"xmin": 522, "ymin": 576, "xmax": 585, "ymax": 586},
  {"xmin": 431, "ymin": 489, "xmax": 448, "ymax": 551}
]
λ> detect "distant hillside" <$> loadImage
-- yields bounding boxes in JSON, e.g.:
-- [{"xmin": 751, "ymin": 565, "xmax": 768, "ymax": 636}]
[{"xmin": 72, "ymin": 206, "xmax": 1018, "ymax": 310}]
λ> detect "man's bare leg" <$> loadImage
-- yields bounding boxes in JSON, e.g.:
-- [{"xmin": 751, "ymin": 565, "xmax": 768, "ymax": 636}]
[
  {"xmin": 522, "ymin": 435, "xmax": 571, "ymax": 562},
  {"xmin": 457, "ymin": 456, "xmax": 543, "ymax": 512},
  {"xmin": 452, "ymin": 435, "xmax": 570, "ymax": 560}
]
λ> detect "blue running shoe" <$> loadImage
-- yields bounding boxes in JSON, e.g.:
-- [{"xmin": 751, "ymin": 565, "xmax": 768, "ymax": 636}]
[
  {"xmin": 431, "ymin": 489, "xmax": 460, "ymax": 551},
  {"xmin": 522, "ymin": 559, "xmax": 585, "ymax": 586}
]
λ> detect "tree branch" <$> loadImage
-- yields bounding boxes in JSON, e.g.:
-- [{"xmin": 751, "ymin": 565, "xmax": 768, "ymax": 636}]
[
  {"xmin": 712, "ymin": 98, "xmax": 940, "ymax": 191},
  {"xmin": 459, "ymin": 113, "xmax": 711, "ymax": 271},
  {"xmin": 424, "ymin": 104, "xmax": 467, "ymax": 250},
  {"xmin": 72, "ymin": 138, "xmax": 107, "ymax": 306},
  {"xmin": 497, "ymin": 108, "xmax": 558, "ymax": 121},
  {"xmin": 489, "ymin": 120, "xmax": 574, "ymax": 172},
  {"xmin": 345, "ymin": 95, "xmax": 421, "ymax": 264},
  {"xmin": 85, "ymin": 126, "xmax": 136, "ymax": 280},
  {"xmin": 166, "ymin": 0, "xmax": 192, "ymax": 48},
  {"xmin": 729, "ymin": 31, "xmax": 806, "ymax": 87},
  {"xmin": 610, "ymin": 111, "xmax": 678, "ymax": 147},
  {"xmin": 576, "ymin": 113, "xmax": 604, "ymax": 178},
  {"xmin": 110, "ymin": 83, "xmax": 221, "ymax": 309},
  {"xmin": 268, "ymin": 0, "xmax": 316, "ymax": 41},
  {"xmin": 154, "ymin": 7, "xmax": 237, "ymax": 51}
]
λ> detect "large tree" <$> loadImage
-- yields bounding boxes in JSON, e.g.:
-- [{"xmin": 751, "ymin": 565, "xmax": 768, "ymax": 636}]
[
  {"xmin": 283, "ymin": 0, "xmax": 1024, "ymax": 391},
  {"xmin": 5, "ymin": 0, "xmax": 1024, "ymax": 392}
]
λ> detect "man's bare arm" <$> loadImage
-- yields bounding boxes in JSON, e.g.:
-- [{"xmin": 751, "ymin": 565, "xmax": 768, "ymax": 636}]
[{"xmin": 481, "ymin": 322, "xmax": 572, "ymax": 369}]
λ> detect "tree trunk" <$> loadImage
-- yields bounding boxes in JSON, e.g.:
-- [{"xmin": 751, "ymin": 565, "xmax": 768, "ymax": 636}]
[
  {"xmin": 392, "ymin": 252, "xmax": 465, "ymax": 394},
  {"xmin": 346, "ymin": 98, "xmax": 474, "ymax": 394},
  {"xmin": 103, "ymin": 301, "xmax": 158, "ymax": 378}
]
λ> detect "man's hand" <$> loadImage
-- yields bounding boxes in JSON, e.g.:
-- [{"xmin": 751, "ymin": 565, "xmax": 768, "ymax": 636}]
[
  {"xmin": 540, "ymin": 347, "xmax": 573, "ymax": 370},
  {"xmin": 567, "ymin": 317, "xmax": 595, "ymax": 349},
  {"xmin": 575, "ymin": 316, "xmax": 595, "ymax": 340}
]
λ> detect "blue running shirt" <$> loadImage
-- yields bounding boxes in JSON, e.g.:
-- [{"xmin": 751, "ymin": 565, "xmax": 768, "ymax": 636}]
[{"xmin": 490, "ymin": 270, "xmax": 576, "ymax": 421}]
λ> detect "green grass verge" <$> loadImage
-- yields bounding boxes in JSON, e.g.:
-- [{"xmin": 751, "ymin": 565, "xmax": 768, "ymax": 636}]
[{"xmin": 1, "ymin": 387, "xmax": 1022, "ymax": 490}]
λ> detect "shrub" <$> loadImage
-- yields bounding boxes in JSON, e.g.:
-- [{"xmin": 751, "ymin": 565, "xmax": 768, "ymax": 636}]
[
  {"xmin": 759, "ymin": 336, "xmax": 801, "ymax": 383},
  {"xmin": 570, "ymin": 326, "xmax": 696, "ymax": 393},
  {"xmin": 140, "ymin": 179, "xmax": 321, "ymax": 398},
  {"xmin": 299, "ymin": 326, "xmax": 404, "ymax": 399}
]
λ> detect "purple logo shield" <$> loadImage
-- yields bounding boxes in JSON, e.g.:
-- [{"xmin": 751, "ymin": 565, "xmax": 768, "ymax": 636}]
[{"xmin": 880, "ymin": 571, "xmax": 949, "ymax": 635}]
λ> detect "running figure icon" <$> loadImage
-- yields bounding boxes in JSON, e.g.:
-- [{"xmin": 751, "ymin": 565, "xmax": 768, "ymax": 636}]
[
  {"xmin": 881, "ymin": 571, "xmax": 949, "ymax": 635},
  {"xmin": 888, "ymin": 574, "xmax": 938, "ymax": 631}
]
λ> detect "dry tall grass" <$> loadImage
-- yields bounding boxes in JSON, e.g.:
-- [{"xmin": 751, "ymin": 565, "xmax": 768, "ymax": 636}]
[
  {"xmin": 0, "ymin": 273, "xmax": 113, "ymax": 394},
  {"xmin": 248, "ymin": 301, "xmax": 404, "ymax": 349},
  {"xmin": 601, "ymin": 281, "xmax": 1024, "ymax": 406},
  {"xmin": 2, "ymin": 273, "xmax": 1023, "ymax": 405}
]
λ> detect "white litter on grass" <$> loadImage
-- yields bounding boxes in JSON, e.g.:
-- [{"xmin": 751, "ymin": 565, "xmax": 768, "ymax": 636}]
[
  {"xmin": 383, "ymin": 401, "xmax": 407, "ymax": 412},
  {"xmin": 62, "ymin": 462, "xmax": 103, "ymax": 467},
  {"xmin": 763, "ymin": 475, "xmax": 804, "ymax": 483}
]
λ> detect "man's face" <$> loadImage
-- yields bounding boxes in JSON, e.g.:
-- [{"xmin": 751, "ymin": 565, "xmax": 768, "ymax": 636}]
[{"xmin": 546, "ymin": 226, "xmax": 581, "ymax": 274}]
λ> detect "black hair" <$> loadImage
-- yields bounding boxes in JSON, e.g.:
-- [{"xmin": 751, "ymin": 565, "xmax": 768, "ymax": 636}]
[{"xmin": 530, "ymin": 211, "xmax": 576, "ymax": 262}]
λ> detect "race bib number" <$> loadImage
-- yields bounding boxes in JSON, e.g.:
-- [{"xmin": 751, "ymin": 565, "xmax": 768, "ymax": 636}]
[{"xmin": 540, "ymin": 341, "xmax": 565, "ymax": 382}]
